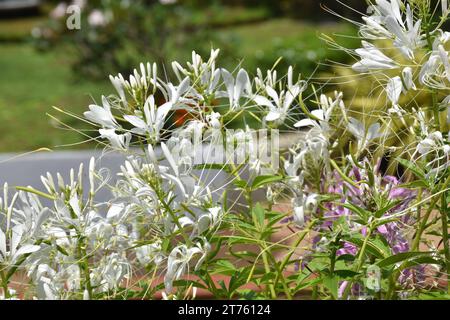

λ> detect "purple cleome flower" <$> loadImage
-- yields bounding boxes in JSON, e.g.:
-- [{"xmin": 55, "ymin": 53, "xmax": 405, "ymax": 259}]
[{"xmin": 299, "ymin": 162, "xmax": 426, "ymax": 298}]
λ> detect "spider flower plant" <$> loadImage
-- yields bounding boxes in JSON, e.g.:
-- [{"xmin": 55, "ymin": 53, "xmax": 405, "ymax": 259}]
[{"xmin": 0, "ymin": 0, "xmax": 449, "ymax": 300}]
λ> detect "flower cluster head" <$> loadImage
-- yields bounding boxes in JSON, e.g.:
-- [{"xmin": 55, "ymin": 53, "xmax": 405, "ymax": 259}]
[{"xmin": 1, "ymin": 48, "xmax": 311, "ymax": 299}]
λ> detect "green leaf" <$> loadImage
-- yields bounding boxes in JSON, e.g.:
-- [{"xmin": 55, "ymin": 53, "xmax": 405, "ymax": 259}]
[
  {"xmin": 222, "ymin": 189, "xmax": 229, "ymax": 213},
  {"xmin": 252, "ymin": 203, "xmax": 265, "ymax": 229},
  {"xmin": 172, "ymin": 279, "xmax": 207, "ymax": 290},
  {"xmin": 234, "ymin": 179, "xmax": 249, "ymax": 189},
  {"xmin": 401, "ymin": 256, "xmax": 443, "ymax": 270},
  {"xmin": 207, "ymin": 237, "xmax": 224, "ymax": 260},
  {"xmin": 347, "ymin": 236, "xmax": 387, "ymax": 259},
  {"xmin": 161, "ymin": 238, "xmax": 170, "ymax": 252},
  {"xmin": 400, "ymin": 180, "xmax": 429, "ymax": 189},
  {"xmin": 336, "ymin": 254, "xmax": 356, "ymax": 262},
  {"xmin": 192, "ymin": 163, "xmax": 232, "ymax": 172},
  {"xmin": 234, "ymin": 220, "xmax": 259, "ymax": 233},
  {"xmin": 294, "ymin": 277, "xmax": 322, "ymax": 293},
  {"xmin": 259, "ymin": 272, "xmax": 277, "ymax": 283},
  {"xmin": 229, "ymin": 269, "xmax": 251, "ymax": 294},
  {"xmin": 396, "ymin": 158, "xmax": 426, "ymax": 180},
  {"xmin": 334, "ymin": 270, "xmax": 360, "ymax": 278},
  {"xmin": 414, "ymin": 292, "xmax": 450, "ymax": 300},
  {"xmin": 371, "ymin": 235, "xmax": 393, "ymax": 257},
  {"xmin": 373, "ymin": 216, "xmax": 401, "ymax": 229},
  {"xmin": 322, "ymin": 275, "xmax": 339, "ymax": 299},
  {"xmin": 376, "ymin": 252, "xmax": 433, "ymax": 268},
  {"xmin": 341, "ymin": 203, "xmax": 369, "ymax": 222},
  {"xmin": 237, "ymin": 290, "xmax": 258, "ymax": 300},
  {"xmin": 229, "ymin": 249, "xmax": 258, "ymax": 260},
  {"xmin": 266, "ymin": 212, "xmax": 287, "ymax": 227},
  {"xmin": 251, "ymin": 175, "xmax": 284, "ymax": 190},
  {"xmin": 15, "ymin": 186, "xmax": 56, "ymax": 200},
  {"xmin": 374, "ymin": 200, "xmax": 401, "ymax": 218}
]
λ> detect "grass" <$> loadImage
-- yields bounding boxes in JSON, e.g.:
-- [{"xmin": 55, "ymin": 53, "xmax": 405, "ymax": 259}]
[
  {"xmin": 220, "ymin": 18, "xmax": 358, "ymax": 75},
  {"xmin": 0, "ymin": 16, "xmax": 357, "ymax": 153},
  {"xmin": 225, "ymin": 18, "xmax": 332, "ymax": 54},
  {"xmin": 0, "ymin": 43, "xmax": 111, "ymax": 152},
  {"xmin": 190, "ymin": 5, "xmax": 270, "ymax": 27}
]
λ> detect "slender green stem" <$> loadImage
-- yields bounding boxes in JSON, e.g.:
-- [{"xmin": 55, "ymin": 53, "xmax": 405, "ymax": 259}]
[
  {"xmin": 76, "ymin": 237, "xmax": 93, "ymax": 299},
  {"xmin": 272, "ymin": 224, "xmax": 313, "ymax": 298},
  {"xmin": 202, "ymin": 271, "xmax": 221, "ymax": 298},
  {"xmin": 0, "ymin": 270, "xmax": 10, "ymax": 299},
  {"xmin": 342, "ymin": 227, "xmax": 373, "ymax": 300},
  {"xmin": 261, "ymin": 250, "xmax": 277, "ymax": 299},
  {"xmin": 312, "ymin": 285, "xmax": 318, "ymax": 300},
  {"xmin": 440, "ymin": 191, "xmax": 450, "ymax": 295},
  {"xmin": 15, "ymin": 186, "xmax": 56, "ymax": 200},
  {"xmin": 387, "ymin": 176, "xmax": 450, "ymax": 299},
  {"xmin": 412, "ymin": 177, "xmax": 450, "ymax": 251},
  {"xmin": 264, "ymin": 244, "xmax": 292, "ymax": 300},
  {"xmin": 386, "ymin": 195, "xmax": 441, "ymax": 299}
]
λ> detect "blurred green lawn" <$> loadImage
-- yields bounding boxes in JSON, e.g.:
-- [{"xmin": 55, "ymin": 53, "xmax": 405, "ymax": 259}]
[
  {"xmin": 0, "ymin": 43, "xmax": 111, "ymax": 152},
  {"xmin": 223, "ymin": 19, "xmax": 356, "ymax": 75},
  {"xmin": 0, "ymin": 16, "xmax": 356, "ymax": 152}
]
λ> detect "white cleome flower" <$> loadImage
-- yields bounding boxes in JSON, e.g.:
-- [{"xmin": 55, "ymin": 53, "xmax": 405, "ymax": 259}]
[
  {"xmin": 124, "ymin": 95, "xmax": 172, "ymax": 142},
  {"xmin": 0, "ymin": 225, "xmax": 41, "ymax": 266},
  {"xmin": 361, "ymin": 1, "xmax": 425, "ymax": 60},
  {"xmin": 386, "ymin": 76, "xmax": 403, "ymax": 106},
  {"xmin": 347, "ymin": 117, "xmax": 384, "ymax": 152},
  {"xmin": 292, "ymin": 193, "xmax": 319, "ymax": 227},
  {"xmin": 352, "ymin": 41, "xmax": 398, "ymax": 72},
  {"xmin": 254, "ymin": 81, "xmax": 306, "ymax": 125},
  {"xmin": 219, "ymin": 68, "xmax": 251, "ymax": 111},
  {"xmin": 99, "ymin": 129, "xmax": 131, "ymax": 151},
  {"xmin": 84, "ymin": 96, "xmax": 118, "ymax": 129},
  {"xmin": 295, "ymin": 91, "xmax": 345, "ymax": 138},
  {"xmin": 164, "ymin": 241, "xmax": 210, "ymax": 293}
]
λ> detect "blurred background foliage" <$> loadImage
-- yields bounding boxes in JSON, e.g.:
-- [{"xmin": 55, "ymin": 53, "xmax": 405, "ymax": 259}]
[{"xmin": 0, "ymin": 0, "xmax": 362, "ymax": 152}]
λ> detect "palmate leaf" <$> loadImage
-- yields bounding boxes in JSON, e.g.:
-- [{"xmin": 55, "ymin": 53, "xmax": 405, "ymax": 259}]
[
  {"xmin": 172, "ymin": 279, "xmax": 208, "ymax": 290},
  {"xmin": 229, "ymin": 249, "xmax": 258, "ymax": 261},
  {"xmin": 293, "ymin": 277, "xmax": 322, "ymax": 293},
  {"xmin": 259, "ymin": 272, "xmax": 277, "ymax": 284},
  {"xmin": 233, "ymin": 220, "xmax": 259, "ymax": 234},
  {"xmin": 229, "ymin": 268, "xmax": 252, "ymax": 295},
  {"xmin": 266, "ymin": 211, "xmax": 287, "ymax": 228},
  {"xmin": 207, "ymin": 237, "xmax": 224, "ymax": 261},
  {"xmin": 376, "ymin": 251, "xmax": 434, "ymax": 268},
  {"xmin": 212, "ymin": 259, "xmax": 238, "ymax": 275}
]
